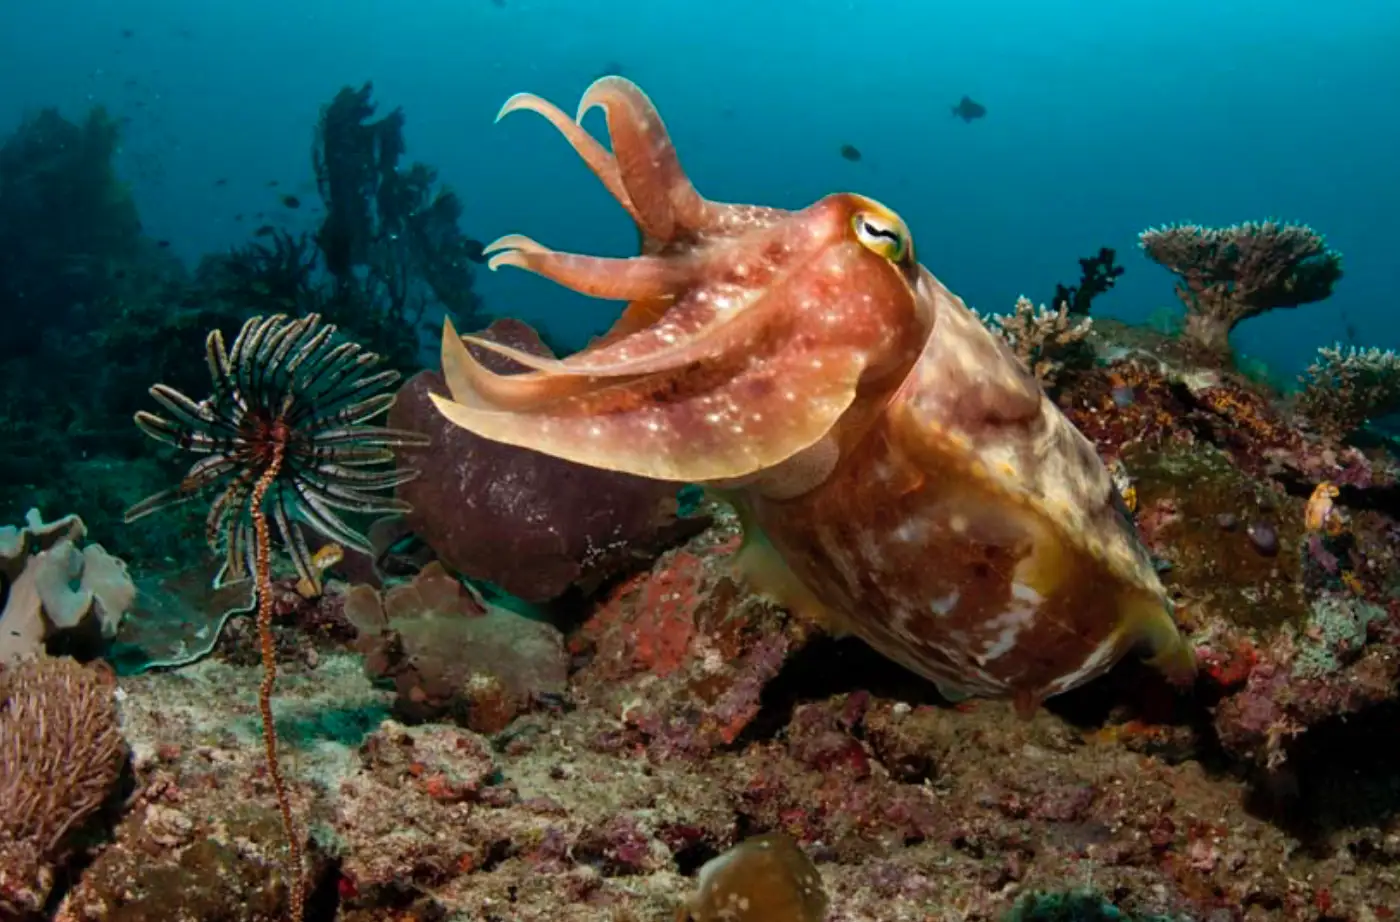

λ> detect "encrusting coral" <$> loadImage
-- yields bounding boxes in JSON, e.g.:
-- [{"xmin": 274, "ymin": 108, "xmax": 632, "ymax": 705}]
[
  {"xmin": 0, "ymin": 655, "xmax": 127, "ymax": 917},
  {"xmin": 1138, "ymin": 220, "xmax": 1343, "ymax": 358},
  {"xmin": 1294, "ymin": 343, "xmax": 1400, "ymax": 441},
  {"xmin": 0, "ymin": 509, "xmax": 134, "ymax": 664}
]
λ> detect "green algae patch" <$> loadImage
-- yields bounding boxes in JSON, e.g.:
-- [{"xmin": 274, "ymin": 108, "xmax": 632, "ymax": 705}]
[{"xmin": 1124, "ymin": 443, "xmax": 1308, "ymax": 632}]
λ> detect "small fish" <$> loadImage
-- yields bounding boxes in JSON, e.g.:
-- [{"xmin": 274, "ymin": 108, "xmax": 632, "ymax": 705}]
[
  {"xmin": 951, "ymin": 95, "xmax": 986, "ymax": 123},
  {"xmin": 838, "ymin": 143, "xmax": 862, "ymax": 162},
  {"xmin": 680, "ymin": 833, "xmax": 827, "ymax": 922},
  {"xmin": 295, "ymin": 542, "xmax": 345, "ymax": 598},
  {"xmin": 267, "ymin": 179, "xmax": 280, "ymax": 187},
  {"xmin": 254, "ymin": 224, "xmax": 276, "ymax": 237},
  {"xmin": 121, "ymin": 28, "xmax": 134, "ymax": 38},
  {"xmin": 156, "ymin": 240, "xmax": 171, "ymax": 248},
  {"xmin": 213, "ymin": 178, "xmax": 228, "ymax": 186},
  {"xmin": 280, "ymin": 194, "xmax": 301, "ymax": 209}
]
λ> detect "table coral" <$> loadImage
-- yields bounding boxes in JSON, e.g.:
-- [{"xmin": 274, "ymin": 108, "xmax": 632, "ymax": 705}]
[{"xmin": 1138, "ymin": 220, "xmax": 1342, "ymax": 359}]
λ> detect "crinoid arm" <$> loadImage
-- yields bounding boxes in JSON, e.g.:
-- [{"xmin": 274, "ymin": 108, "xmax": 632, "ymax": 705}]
[{"xmin": 124, "ymin": 312, "xmax": 431, "ymax": 590}]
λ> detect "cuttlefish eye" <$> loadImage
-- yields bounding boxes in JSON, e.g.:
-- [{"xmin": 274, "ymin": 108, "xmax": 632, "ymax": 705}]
[{"xmin": 852, "ymin": 209, "xmax": 913, "ymax": 267}]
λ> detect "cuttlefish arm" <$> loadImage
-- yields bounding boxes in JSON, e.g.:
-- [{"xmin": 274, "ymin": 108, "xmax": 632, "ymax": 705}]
[{"xmin": 432, "ymin": 78, "xmax": 929, "ymax": 485}]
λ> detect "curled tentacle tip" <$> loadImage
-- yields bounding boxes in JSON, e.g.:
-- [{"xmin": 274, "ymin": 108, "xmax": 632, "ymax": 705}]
[
  {"xmin": 487, "ymin": 250, "xmax": 528, "ymax": 272},
  {"xmin": 482, "ymin": 233, "xmax": 542, "ymax": 255},
  {"xmin": 494, "ymin": 92, "xmax": 541, "ymax": 124},
  {"xmin": 575, "ymin": 75, "xmax": 625, "ymax": 125}
]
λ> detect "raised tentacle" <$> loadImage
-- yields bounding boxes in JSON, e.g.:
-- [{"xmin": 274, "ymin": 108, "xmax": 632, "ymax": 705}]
[
  {"xmin": 483, "ymin": 234, "xmax": 690, "ymax": 301},
  {"xmin": 494, "ymin": 92, "xmax": 643, "ymax": 228},
  {"xmin": 575, "ymin": 76, "xmax": 710, "ymax": 242}
]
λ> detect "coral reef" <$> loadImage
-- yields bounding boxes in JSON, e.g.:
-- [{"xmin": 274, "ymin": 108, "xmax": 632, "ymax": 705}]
[
  {"xmin": 344, "ymin": 561, "xmax": 570, "ymax": 732},
  {"xmin": 388, "ymin": 318, "xmax": 711, "ymax": 602},
  {"xmin": 0, "ymin": 655, "xmax": 128, "ymax": 917},
  {"xmin": 0, "ymin": 509, "xmax": 134, "ymax": 664},
  {"xmin": 1138, "ymin": 220, "xmax": 1343, "ymax": 359},
  {"xmin": 980, "ymin": 296, "xmax": 1094, "ymax": 389},
  {"xmin": 1295, "ymin": 344, "xmax": 1400, "ymax": 441}
]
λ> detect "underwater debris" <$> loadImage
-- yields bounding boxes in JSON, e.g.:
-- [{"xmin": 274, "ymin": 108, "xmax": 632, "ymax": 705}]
[
  {"xmin": 981, "ymin": 295, "xmax": 1094, "ymax": 389},
  {"xmin": 1137, "ymin": 220, "xmax": 1343, "ymax": 358},
  {"xmin": 680, "ymin": 832, "xmax": 827, "ymax": 922},
  {"xmin": 1295, "ymin": 343, "xmax": 1400, "ymax": 441},
  {"xmin": 0, "ymin": 656, "xmax": 127, "ymax": 916},
  {"xmin": 123, "ymin": 313, "xmax": 430, "ymax": 922},
  {"xmin": 0, "ymin": 509, "xmax": 134, "ymax": 664}
]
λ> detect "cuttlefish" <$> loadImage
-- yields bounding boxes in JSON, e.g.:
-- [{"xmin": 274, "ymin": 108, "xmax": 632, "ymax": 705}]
[{"xmin": 430, "ymin": 77, "xmax": 1195, "ymax": 714}]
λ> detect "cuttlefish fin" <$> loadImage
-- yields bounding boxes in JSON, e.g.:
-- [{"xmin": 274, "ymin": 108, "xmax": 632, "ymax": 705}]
[
  {"xmin": 431, "ymin": 345, "xmax": 866, "ymax": 483},
  {"xmin": 576, "ymin": 76, "xmax": 710, "ymax": 242},
  {"xmin": 1123, "ymin": 592, "xmax": 1197, "ymax": 687},
  {"xmin": 725, "ymin": 496, "xmax": 850, "ymax": 637}
]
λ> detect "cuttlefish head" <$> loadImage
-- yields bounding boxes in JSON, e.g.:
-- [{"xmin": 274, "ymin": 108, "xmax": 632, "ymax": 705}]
[{"xmin": 431, "ymin": 77, "xmax": 933, "ymax": 488}]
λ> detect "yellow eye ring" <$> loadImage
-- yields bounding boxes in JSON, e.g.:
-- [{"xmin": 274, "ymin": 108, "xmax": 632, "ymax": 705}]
[{"xmin": 852, "ymin": 210, "xmax": 912, "ymax": 266}]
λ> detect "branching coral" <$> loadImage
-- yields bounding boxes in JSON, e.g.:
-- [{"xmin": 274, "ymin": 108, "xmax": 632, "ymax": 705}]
[
  {"xmin": 1295, "ymin": 343, "xmax": 1400, "ymax": 441},
  {"xmin": 0, "ymin": 656, "xmax": 127, "ymax": 916},
  {"xmin": 1049, "ymin": 246, "xmax": 1124, "ymax": 316},
  {"xmin": 123, "ymin": 313, "xmax": 430, "ymax": 922},
  {"xmin": 981, "ymin": 296, "xmax": 1093, "ymax": 389},
  {"xmin": 1138, "ymin": 220, "xmax": 1342, "ymax": 357}
]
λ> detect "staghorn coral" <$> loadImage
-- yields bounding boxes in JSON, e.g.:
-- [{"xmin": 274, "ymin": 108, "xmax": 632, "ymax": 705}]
[
  {"xmin": 981, "ymin": 296, "xmax": 1093, "ymax": 389},
  {"xmin": 1138, "ymin": 220, "xmax": 1342, "ymax": 358},
  {"xmin": 0, "ymin": 656, "xmax": 127, "ymax": 917},
  {"xmin": 0, "ymin": 509, "xmax": 134, "ymax": 664},
  {"xmin": 1294, "ymin": 343, "xmax": 1400, "ymax": 441}
]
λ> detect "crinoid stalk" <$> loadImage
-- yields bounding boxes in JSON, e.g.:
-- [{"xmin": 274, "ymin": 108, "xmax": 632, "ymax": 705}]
[{"xmin": 124, "ymin": 312, "xmax": 430, "ymax": 920}]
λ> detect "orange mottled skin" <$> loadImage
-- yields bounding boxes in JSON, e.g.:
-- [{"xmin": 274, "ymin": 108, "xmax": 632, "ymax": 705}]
[{"xmin": 431, "ymin": 77, "xmax": 1195, "ymax": 713}]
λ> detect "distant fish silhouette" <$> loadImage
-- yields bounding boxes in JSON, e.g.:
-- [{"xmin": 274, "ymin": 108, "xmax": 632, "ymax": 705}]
[
  {"xmin": 951, "ymin": 95, "xmax": 986, "ymax": 123},
  {"xmin": 839, "ymin": 143, "xmax": 862, "ymax": 162}
]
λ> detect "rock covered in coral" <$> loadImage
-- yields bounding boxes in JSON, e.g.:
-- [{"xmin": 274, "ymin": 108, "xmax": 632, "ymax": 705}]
[
  {"xmin": 389, "ymin": 318, "xmax": 709, "ymax": 602},
  {"xmin": 0, "ymin": 508, "xmax": 135, "ymax": 664},
  {"xmin": 345, "ymin": 561, "xmax": 569, "ymax": 732},
  {"xmin": 569, "ymin": 512, "xmax": 810, "ymax": 760},
  {"xmin": 0, "ymin": 656, "xmax": 127, "ymax": 916}
]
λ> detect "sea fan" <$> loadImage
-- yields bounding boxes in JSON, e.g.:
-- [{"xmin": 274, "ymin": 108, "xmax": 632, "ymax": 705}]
[{"xmin": 124, "ymin": 312, "xmax": 429, "ymax": 589}]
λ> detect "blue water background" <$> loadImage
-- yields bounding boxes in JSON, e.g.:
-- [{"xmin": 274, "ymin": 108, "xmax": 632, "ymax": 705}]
[{"xmin": 2, "ymin": 0, "xmax": 1396, "ymax": 376}]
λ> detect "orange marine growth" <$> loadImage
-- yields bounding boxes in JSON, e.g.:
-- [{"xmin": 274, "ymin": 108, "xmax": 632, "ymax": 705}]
[{"xmin": 430, "ymin": 76, "xmax": 1196, "ymax": 714}]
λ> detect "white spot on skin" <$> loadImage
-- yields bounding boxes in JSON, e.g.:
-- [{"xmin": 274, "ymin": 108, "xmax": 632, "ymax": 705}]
[
  {"xmin": 1011, "ymin": 581, "xmax": 1044, "ymax": 605},
  {"xmin": 929, "ymin": 589, "xmax": 960, "ymax": 616}
]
